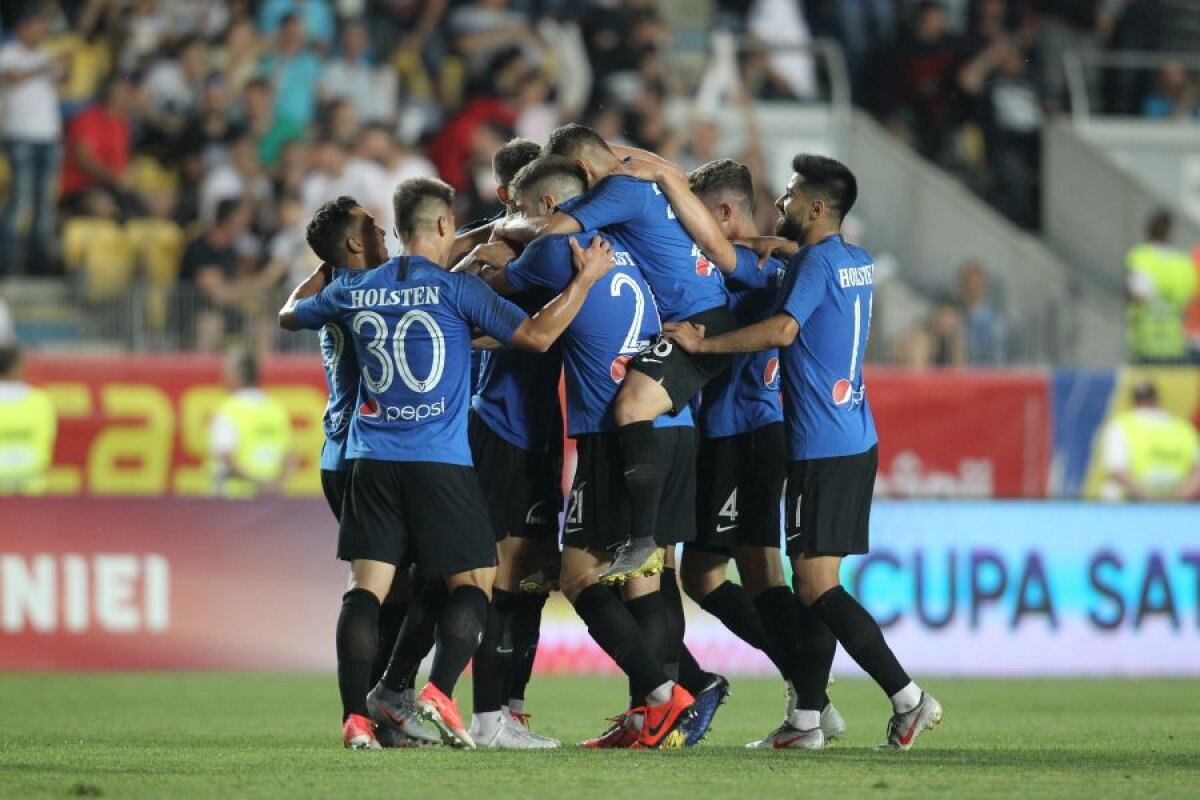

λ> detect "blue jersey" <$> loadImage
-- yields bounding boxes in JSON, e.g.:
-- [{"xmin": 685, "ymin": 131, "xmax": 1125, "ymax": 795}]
[
  {"xmin": 776, "ymin": 235, "xmax": 878, "ymax": 460},
  {"xmin": 316, "ymin": 268, "xmax": 363, "ymax": 471},
  {"xmin": 471, "ymin": 291, "xmax": 563, "ymax": 452},
  {"xmin": 506, "ymin": 230, "xmax": 693, "ymax": 436},
  {"xmin": 556, "ymin": 175, "xmax": 727, "ymax": 322},
  {"xmin": 700, "ymin": 247, "xmax": 785, "ymax": 438},
  {"xmin": 292, "ymin": 256, "xmax": 527, "ymax": 465}
]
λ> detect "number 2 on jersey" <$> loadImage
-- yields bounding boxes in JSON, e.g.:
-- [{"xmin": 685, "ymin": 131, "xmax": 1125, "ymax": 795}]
[{"xmin": 610, "ymin": 272, "xmax": 647, "ymax": 354}]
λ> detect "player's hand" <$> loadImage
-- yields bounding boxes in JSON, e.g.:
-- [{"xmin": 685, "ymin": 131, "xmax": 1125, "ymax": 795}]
[
  {"xmin": 569, "ymin": 235, "xmax": 615, "ymax": 284},
  {"xmin": 613, "ymin": 156, "xmax": 664, "ymax": 183},
  {"xmin": 736, "ymin": 235, "xmax": 798, "ymax": 267},
  {"xmin": 663, "ymin": 321, "xmax": 706, "ymax": 353}
]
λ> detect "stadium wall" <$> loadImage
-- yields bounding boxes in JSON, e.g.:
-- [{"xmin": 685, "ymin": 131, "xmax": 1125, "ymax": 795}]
[{"xmin": 2, "ymin": 498, "xmax": 1196, "ymax": 676}]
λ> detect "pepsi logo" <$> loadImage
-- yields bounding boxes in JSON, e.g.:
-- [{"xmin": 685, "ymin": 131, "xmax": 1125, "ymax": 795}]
[
  {"xmin": 695, "ymin": 257, "xmax": 714, "ymax": 276},
  {"xmin": 763, "ymin": 357, "xmax": 780, "ymax": 389},
  {"xmin": 610, "ymin": 355, "xmax": 631, "ymax": 383},
  {"xmin": 832, "ymin": 379, "xmax": 853, "ymax": 405},
  {"xmin": 359, "ymin": 398, "xmax": 382, "ymax": 418}
]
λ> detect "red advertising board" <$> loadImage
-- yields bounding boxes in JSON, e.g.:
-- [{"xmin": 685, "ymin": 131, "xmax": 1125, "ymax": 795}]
[{"xmin": 18, "ymin": 356, "xmax": 1051, "ymax": 499}]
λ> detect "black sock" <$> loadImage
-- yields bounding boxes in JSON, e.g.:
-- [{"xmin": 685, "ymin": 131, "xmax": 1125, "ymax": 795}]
[
  {"xmin": 658, "ymin": 567, "xmax": 686, "ymax": 679},
  {"xmin": 508, "ymin": 592, "xmax": 546, "ymax": 702},
  {"xmin": 381, "ymin": 580, "xmax": 448, "ymax": 693},
  {"xmin": 794, "ymin": 595, "xmax": 836, "ymax": 711},
  {"xmin": 700, "ymin": 580, "xmax": 770, "ymax": 652},
  {"xmin": 336, "ymin": 588, "xmax": 380, "ymax": 721},
  {"xmin": 812, "ymin": 586, "xmax": 910, "ymax": 697},
  {"xmin": 429, "ymin": 585, "xmax": 489, "ymax": 697},
  {"xmin": 472, "ymin": 588, "xmax": 516, "ymax": 713},
  {"xmin": 676, "ymin": 643, "xmax": 714, "ymax": 695},
  {"xmin": 624, "ymin": 591, "xmax": 670, "ymax": 670},
  {"xmin": 573, "ymin": 583, "xmax": 667, "ymax": 701},
  {"xmin": 753, "ymin": 585, "xmax": 804, "ymax": 683},
  {"xmin": 371, "ymin": 601, "xmax": 408, "ymax": 687},
  {"xmin": 619, "ymin": 421, "xmax": 664, "ymax": 541}
]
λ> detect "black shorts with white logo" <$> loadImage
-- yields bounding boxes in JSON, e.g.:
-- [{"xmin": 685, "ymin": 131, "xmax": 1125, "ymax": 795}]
[
  {"xmin": 321, "ymin": 467, "xmax": 351, "ymax": 521},
  {"xmin": 338, "ymin": 458, "xmax": 498, "ymax": 576},
  {"xmin": 689, "ymin": 422, "xmax": 786, "ymax": 556},
  {"xmin": 469, "ymin": 411, "xmax": 560, "ymax": 542},
  {"xmin": 784, "ymin": 445, "xmax": 878, "ymax": 557},
  {"xmin": 562, "ymin": 426, "xmax": 697, "ymax": 552},
  {"xmin": 629, "ymin": 306, "xmax": 736, "ymax": 414}
]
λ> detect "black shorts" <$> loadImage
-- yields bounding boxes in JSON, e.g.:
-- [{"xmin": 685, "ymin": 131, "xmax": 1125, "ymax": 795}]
[
  {"xmin": 784, "ymin": 445, "xmax": 878, "ymax": 557},
  {"xmin": 321, "ymin": 468, "xmax": 351, "ymax": 521},
  {"xmin": 689, "ymin": 422, "xmax": 786, "ymax": 556},
  {"xmin": 629, "ymin": 306, "xmax": 735, "ymax": 413},
  {"xmin": 562, "ymin": 426, "xmax": 696, "ymax": 552},
  {"xmin": 469, "ymin": 411, "xmax": 559, "ymax": 541},
  {"xmin": 338, "ymin": 458, "xmax": 498, "ymax": 576}
]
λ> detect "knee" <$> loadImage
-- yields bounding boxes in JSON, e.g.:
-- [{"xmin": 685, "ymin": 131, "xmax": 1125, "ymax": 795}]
[
  {"xmin": 447, "ymin": 567, "xmax": 495, "ymax": 598},
  {"xmin": 679, "ymin": 561, "xmax": 713, "ymax": 603},
  {"xmin": 560, "ymin": 568, "xmax": 594, "ymax": 604}
]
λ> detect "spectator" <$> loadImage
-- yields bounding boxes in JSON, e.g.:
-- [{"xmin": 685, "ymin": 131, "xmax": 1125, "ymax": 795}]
[
  {"xmin": 746, "ymin": 0, "xmax": 817, "ymax": 100},
  {"xmin": 141, "ymin": 35, "xmax": 211, "ymax": 149},
  {"xmin": 1142, "ymin": 61, "xmax": 1198, "ymax": 120},
  {"xmin": 0, "ymin": 344, "xmax": 57, "ymax": 495},
  {"xmin": 60, "ymin": 76, "xmax": 135, "ymax": 210},
  {"xmin": 448, "ymin": 0, "xmax": 538, "ymax": 81},
  {"xmin": 1101, "ymin": 379, "xmax": 1200, "ymax": 501},
  {"xmin": 241, "ymin": 77, "xmax": 305, "ymax": 168},
  {"xmin": 258, "ymin": 0, "xmax": 336, "ymax": 50},
  {"xmin": 179, "ymin": 74, "xmax": 245, "ymax": 172},
  {"xmin": 1125, "ymin": 210, "xmax": 1198, "ymax": 365},
  {"xmin": 209, "ymin": 347, "xmax": 293, "ymax": 499},
  {"xmin": 258, "ymin": 12, "xmax": 324, "ymax": 128},
  {"xmin": 178, "ymin": 197, "xmax": 252, "ymax": 352},
  {"xmin": 0, "ymin": 7, "xmax": 65, "ymax": 275},
  {"xmin": 352, "ymin": 124, "xmax": 436, "ymax": 253},
  {"xmin": 319, "ymin": 21, "xmax": 397, "ymax": 125},
  {"xmin": 895, "ymin": 296, "xmax": 968, "ymax": 368},
  {"xmin": 0, "ymin": 284, "xmax": 14, "ymax": 345},
  {"xmin": 212, "ymin": 17, "xmax": 265, "ymax": 97},
  {"xmin": 198, "ymin": 134, "xmax": 275, "ymax": 227},
  {"xmin": 836, "ymin": 0, "xmax": 898, "ymax": 80},
  {"xmin": 957, "ymin": 260, "xmax": 1008, "ymax": 364},
  {"xmin": 299, "ymin": 137, "xmax": 374, "ymax": 215}
]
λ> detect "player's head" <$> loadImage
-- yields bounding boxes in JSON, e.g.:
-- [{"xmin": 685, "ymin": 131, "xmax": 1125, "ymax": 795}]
[
  {"xmin": 776, "ymin": 154, "xmax": 857, "ymax": 242},
  {"xmin": 1146, "ymin": 209, "xmax": 1172, "ymax": 242},
  {"xmin": 510, "ymin": 155, "xmax": 588, "ymax": 218},
  {"xmin": 492, "ymin": 137, "xmax": 542, "ymax": 208},
  {"xmin": 1131, "ymin": 378, "xmax": 1160, "ymax": 408},
  {"xmin": 224, "ymin": 347, "xmax": 259, "ymax": 390},
  {"xmin": 544, "ymin": 123, "xmax": 618, "ymax": 186},
  {"xmin": 392, "ymin": 177, "xmax": 456, "ymax": 263},
  {"xmin": 306, "ymin": 195, "xmax": 388, "ymax": 268},
  {"xmin": 688, "ymin": 159, "xmax": 756, "ymax": 238},
  {"xmin": 0, "ymin": 344, "xmax": 21, "ymax": 380}
]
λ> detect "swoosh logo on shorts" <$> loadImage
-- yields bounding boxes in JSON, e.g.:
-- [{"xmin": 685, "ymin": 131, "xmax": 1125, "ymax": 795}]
[{"xmin": 715, "ymin": 524, "xmax": 737, "ymax": 533}]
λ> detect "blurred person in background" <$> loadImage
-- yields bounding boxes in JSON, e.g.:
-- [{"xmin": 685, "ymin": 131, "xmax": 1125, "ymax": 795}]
[
  {"xmin": 258, "ymin": 0, "xmax": 336, "ymax": 51},
  {"xmin": 258, "ymin": 12, "xmax": 324, "ymax": 129},
  {"xmin": 60, "ymin": 75, "xmax": 134, "ymax": 213},
  {"xmin": 319, "ymin": 21, "xmax": 397, "ymax": 125},
  {"xmin": 199, "ymin": 133, "xmax": 274, "ymax": 227},
  {"xmin": 140, "ymin": 35, "xmax": 211, "ymax": 156},
  {"xmin": 1142, "ymin": 61, "xmax": 1198, "ymax": 120},
  {"xmin": 241, "ymin": 77, "xmax": 305, "ymax": 169},
  {"xmin": 958, "ymin": 259, "xmax": 1007, "ymax": 364},
  {"xmin": 0, "ymin": 344, "xmax": 57, "ymax": 495},
  {"xmin": 1126, "ymin": 210, "xmax": 1198, "ymax": 365},
  {"xmin": 894, "ymin": 296, "xmax": 967, "ymax": 368},
  {"xmin": 209, "ymin": 347, "xmax": 293, "ymax": 499},
  {"xmin": 179, "ymin": 197, "xmax": 252, "ymax": 352},
  {"xmin": 1101, "ymin": 379, "xmax": 1200, "ymax": 501},
  {"xmin": 353, "ymin": 123, "xmax": 436, "ymax": 255},
  {"xmin": 0, "ymin": 7, "xmax": 65, "ymax": 275}
]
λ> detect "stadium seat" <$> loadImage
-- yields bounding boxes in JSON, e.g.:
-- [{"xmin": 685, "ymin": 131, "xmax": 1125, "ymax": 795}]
[
  {"xmin": 62, "ymin": 217, "xmax": 135, "ymax": 302},
  {"xmin": 126, "ymin": 218, "xmax": 186, "ymax": 331}
]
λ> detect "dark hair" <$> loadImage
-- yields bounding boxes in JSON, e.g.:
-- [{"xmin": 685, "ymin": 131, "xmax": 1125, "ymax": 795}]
[
  {"xmin": 688, "ymin": 159, "xmax": 755, "ymax": 215},
  {"xmin": 305, "ymin": 196, "xmax": 360, "ymax": 264},
  {"xmin": 1147, "ymin": 209, "xmax": 1172, "ymax": 240},
  {"xmin": 1132, "ymin": 379, "xmax": 1159, "ymax": 405},
  {"xmin": 392, "ymin": 178, "xmax": 454, "ymax": 242},
  {"xmin": 492, "ymin": 138, "xmax": 542, "ymax": 188},
  {"xmin": 791, "ymin": 153, "xmax": 858, "ymax": 219},
  {"xmin": 214, "ymin": 198, "xmax": 243, "ymax": 227},
  {"xmin": 510, "ymin": 155, "xmax": 588, "ymax": 203},
  {"xmin": 280, "ymin": 11, "xmax": 301, "ymax": 27},
  {"xmin": 544, "ymin": 123, "xmax": 612, "ymax": 160},
  {"xmin": 0, "ymin": 344, "xmax": 20, "ymax": 376},
  {"xmin": 246, "ymin": 77, "xmax": 271, "ymax": 94},
  {"xmin": 231, "ymin": 348, "xmax": 259, "ymax": 386}
]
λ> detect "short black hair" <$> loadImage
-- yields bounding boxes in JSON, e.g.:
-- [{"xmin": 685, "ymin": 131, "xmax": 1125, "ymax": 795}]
[
  {"xmin": 688, "ymin": 159, "xmax": 755, "ymax": 215},
  {"xmin": 510, "ymin": 155, "xmax": 588, "ymax": 204},
  {"xmin": 492, "ymin": 138, "xmax": 542, "ymax": 188},
  {"xmin": 306, "ymin": 196, "xmax": 361, "ymax": 264},
  {"xmin": 230, "ymin": 348, "xmax": 259, "ymax": 386},
  {"xmin": 544, "ymin": 123, "xmax": 612, "ymax": 160},
  {"xmin": 791, "ymin": 153, "xmax": 858, "ymax": 219},
  {"xmin": 214, "ymin": 198, "xmax": 243, "ymax": 227},
  {"xmin": 1147, "ymin": 209, "xmax": 1172, "ymax": 240},
  {"xmin": 392, "ymin": 177, "xmax": 454, "ymax": 242},
  {"xmin": 0, "ymin": 344, "xmax": 20, "ymax": 377}
]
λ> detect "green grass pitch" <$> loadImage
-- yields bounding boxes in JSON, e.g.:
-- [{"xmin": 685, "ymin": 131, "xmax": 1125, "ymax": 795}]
[{"xmin": 2, "ymin": 674, "xmax": 1198, "ymax": 799}]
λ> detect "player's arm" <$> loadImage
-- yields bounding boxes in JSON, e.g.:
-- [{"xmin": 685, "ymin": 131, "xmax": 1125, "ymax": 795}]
[
  {"xmin": 472, "ymin": 335, "xmax": 503, "ymax": 350},
  {"xmin": 278, "ymin": 264, "xmax": 332, "ymax": 331},
  {"xmin": 452, "ymin": 240, "xmax": 519, "ymax": 293},
  {"xmin": 665, "ymin": 312, "xmax": 798, "ymax": 354},
  {"xmin": 736, "ymin": 235, "xmax": 800, "ymax": 266},
  {"xmin": 507, "ymin": 236, "xmax": 614, "ymax": 352},
  {"xmin": 612, "ymin": 156, "xmax": 738, "ymax": 274},
  {"xmin": 450, "ymin": 220, "xmax": 496, "ymax": 262},
  {"xmin": 491, "ymin": 212, "xmax": 579, "ymax": 244}
]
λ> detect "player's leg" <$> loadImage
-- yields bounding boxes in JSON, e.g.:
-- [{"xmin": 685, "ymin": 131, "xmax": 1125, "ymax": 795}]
[
  {"xmin": 369, "ymin": 575, "xmax": 445, "ymax": 747},
  {"xmin": 508, "ymin": 533, "xmax": 557, "ymax": 714},
  {"xmin": 373, "ymin": 574, "xmax": 411, "ymax": 688}
]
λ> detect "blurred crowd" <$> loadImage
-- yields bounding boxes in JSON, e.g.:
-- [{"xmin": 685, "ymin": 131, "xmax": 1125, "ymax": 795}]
[{"xmin": 0, "ymin": 0, "xmax": 1195, "ymax": 357}]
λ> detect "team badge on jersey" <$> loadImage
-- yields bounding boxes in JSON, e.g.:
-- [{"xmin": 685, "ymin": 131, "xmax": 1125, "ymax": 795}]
[{"xmin": 764, "ymin": 357, "xmax": 780, "ymax": 390}]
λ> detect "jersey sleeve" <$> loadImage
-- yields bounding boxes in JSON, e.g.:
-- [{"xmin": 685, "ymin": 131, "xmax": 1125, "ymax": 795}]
[
  {"xmin": 291, "ymin": 283, "xmax": 344, "ymax": 330},
  {"xmin": 457, "ymin": 272, "xmax": 528, "ymax": 344},
  {"xmin": 556, "ymin": 176, "xmax": 648, "ymax": 231},
  {"xmin": 506, "ymin": 235, "xmax": 573, "ymax": 293},
  {"xmin": 777, "ymin": 250, "xmax": 828, "ymax": 327},
  {"xmin": 726, "ymin": 247, "xmax": 778, "ymax": 290}
]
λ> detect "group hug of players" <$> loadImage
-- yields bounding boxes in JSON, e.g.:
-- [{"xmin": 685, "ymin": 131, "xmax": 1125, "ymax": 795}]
[{"xmin": 278, "ymin": 123, "xmax": 943, "ymax": 752}]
